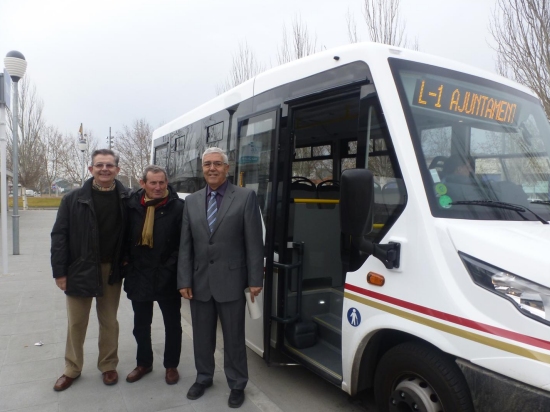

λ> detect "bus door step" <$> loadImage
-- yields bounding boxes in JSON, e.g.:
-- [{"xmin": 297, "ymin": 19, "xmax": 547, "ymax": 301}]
[
  {"xmin": 285, "ymin": 321, "xmax": 318, "ymax": 349},
  {"xmin": 312, "ymin": 313, "xmax": 342, "ymax": 350}
]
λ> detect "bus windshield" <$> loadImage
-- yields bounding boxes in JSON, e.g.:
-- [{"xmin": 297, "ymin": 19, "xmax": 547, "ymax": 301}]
[{"xmin": 391, "ymin": 58, "xmax": 550, "ymax": 222}]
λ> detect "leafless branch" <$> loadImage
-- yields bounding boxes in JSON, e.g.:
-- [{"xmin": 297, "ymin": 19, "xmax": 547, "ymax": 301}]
[
  {"xmin": 346, "ymin": 8, "xmax": 360, "ymax": 43},
  {"xmin": 277, "ymin": 15, "xmax": 318, "ymax": 65},
  {"xmin": 216, "ymin": 42, "xmax": 264, "ymax": 95},
  {"xmin": 115, "ymin": 118, "xmax": 153, "ymax": 187},
  {"xmin": 6, "ymin": 76, "xmax": 47, "ymax": 191},
  {"xmin": 490, "ymin": 0, "xmax": 550, "ymax": 118}
]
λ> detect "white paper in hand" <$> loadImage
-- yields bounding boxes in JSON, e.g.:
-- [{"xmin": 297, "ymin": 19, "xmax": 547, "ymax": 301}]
[{"xmin": 244, "ymin": 288, "xmax": 262, "ymax": 320}]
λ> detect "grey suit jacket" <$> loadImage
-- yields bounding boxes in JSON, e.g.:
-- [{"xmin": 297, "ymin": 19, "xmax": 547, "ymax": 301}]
[{"xmin": 177, "ymin": 182, "xmax": 264, "ymax": 302}]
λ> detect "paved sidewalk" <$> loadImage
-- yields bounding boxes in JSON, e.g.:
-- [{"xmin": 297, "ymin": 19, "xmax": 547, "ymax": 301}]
[{"xmin": 0, "ymin": 210, "xmax": 282, "ymax": 412}]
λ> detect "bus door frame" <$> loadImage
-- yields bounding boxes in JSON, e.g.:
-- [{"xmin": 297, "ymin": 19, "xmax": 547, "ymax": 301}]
[
  {"xmin": 264, "ymin": 86, "xmax": 368, "ymax": 364},
  {"xmin": 233, "ymin": 106, "xmax": 282, "ymax": 363}
]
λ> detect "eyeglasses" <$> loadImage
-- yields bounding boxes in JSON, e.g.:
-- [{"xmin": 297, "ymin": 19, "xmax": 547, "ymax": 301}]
[
  {"xmin": 93, "ymin": 163, "xmax": 117, "ymax": 169},
  {"xmin": 202, "ymin": 161, "xmax": 226, "ymax": 168}
]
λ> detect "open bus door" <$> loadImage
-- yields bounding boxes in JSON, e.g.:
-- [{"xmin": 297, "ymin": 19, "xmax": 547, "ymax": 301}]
[
  {"xmin": 258, "ymin": 82, "xmax": 405, "ymax": 384},
  {"xmin": 261, "ymin": 87, "xmax": 368, "ymax": 382},
  {"xmin": 236, "ymin": 109, "xmax": 281, "ymax": 358}
]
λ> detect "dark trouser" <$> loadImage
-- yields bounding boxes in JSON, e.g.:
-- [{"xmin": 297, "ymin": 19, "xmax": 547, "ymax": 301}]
[
  {"xmin": 131, "ymin": 298, "xmax": 182, "ymax": 369},
  {"xmin": 190, "ymin": 296, "xmax": 247, "ymax": 390}
]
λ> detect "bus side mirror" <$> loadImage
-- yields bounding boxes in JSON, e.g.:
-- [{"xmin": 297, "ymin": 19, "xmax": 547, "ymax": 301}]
[
  {"xmin": 340, "ymin": 169, "xmax": 400, "ymax": 270},
  {"xmin": 340, "ymin": 169, "xmax": 374, "ymax": 236}
]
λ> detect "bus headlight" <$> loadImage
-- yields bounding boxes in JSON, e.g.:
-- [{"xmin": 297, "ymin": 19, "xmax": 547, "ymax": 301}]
[{"xmin": 460, "ymin": 252, "xmax": 550, "ymax": 326}]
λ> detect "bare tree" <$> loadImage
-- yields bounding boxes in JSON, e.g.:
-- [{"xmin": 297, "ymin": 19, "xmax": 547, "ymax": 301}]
[
  {"xmin": 116, "ymin": 118, "xmax": 152, "ymax": 187},
  {"xmin": 346, "ymin": 8, "xmax": 361, "ymax": 43},
  {"xmin": 58, "ymin": 130, "xmax": 99, "ymax": 185},
  {"xmin": 362, "ymin": 0, "xmax": 406, "ymax": 46},
  {"xmin": 42, "ymin": 126, "xmax": 64, "ymax": 195},
  {"xmin": 347, "ymin": 0, "xmax": 417, "ymax": 49},
  {"xmin": 6, "ymin": 76, "xmax": 47, "ymax": 192},
  {"xmin": 216, "ymin": 42, "xmax": 264, "ymax": 95},
  {"xmin": 490, "ymin": 0, "xmax": 550, "ymax": 118},
  {"xmin": 276, "ymin": 15, "xmax": 318, "ymax": 65}
]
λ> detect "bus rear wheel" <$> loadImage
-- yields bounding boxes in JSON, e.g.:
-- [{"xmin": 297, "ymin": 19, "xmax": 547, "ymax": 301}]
[{"xmin": 374, "ymin": 342, "xmax": 474, "ymax": 412}]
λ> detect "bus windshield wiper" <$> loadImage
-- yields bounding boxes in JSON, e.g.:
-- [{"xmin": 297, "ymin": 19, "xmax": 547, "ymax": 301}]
[{"xmin": 452, "ymin": 200, "xmax": 549, "ymax": 224}]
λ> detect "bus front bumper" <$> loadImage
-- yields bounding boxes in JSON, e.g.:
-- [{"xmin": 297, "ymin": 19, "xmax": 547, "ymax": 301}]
[{"xmin": 457, "ymin": 359, "xmax": 550, "ymax": 412}]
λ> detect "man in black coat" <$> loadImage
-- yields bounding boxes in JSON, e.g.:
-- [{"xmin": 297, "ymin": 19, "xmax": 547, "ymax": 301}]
[
  {"xmin": 51, "ymin": 149, "xmax": 130, "ymax": 391},
  {"xmin": 124, "ymin": 165, "xmax": 184, "ymax": 385}
]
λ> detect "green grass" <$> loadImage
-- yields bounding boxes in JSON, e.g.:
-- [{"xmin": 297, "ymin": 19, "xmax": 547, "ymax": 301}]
[{"xmin": 8, "ymin": 196, "xmax": 62, "ymax": 208}]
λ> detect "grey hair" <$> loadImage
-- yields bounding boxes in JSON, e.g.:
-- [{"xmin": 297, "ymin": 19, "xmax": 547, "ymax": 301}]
[
  {"xmin": 141, "ymin": 165, "xmax": 168, "ymax": 182},
  {"xmin": 202, "ymin": 147, "xmax": 228, "ymax": 164},
  {"xmin": 91, "ymin": 149, "xmax": 119, "ymax": 166}
]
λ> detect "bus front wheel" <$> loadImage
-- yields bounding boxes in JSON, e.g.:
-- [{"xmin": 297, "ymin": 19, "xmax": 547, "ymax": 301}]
[{"xmin": 374, "ymin": 342, "xmax": 474, "ymax": 412}]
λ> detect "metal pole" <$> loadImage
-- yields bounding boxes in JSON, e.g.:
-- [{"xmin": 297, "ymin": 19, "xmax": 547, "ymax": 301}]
[
  {"xmin": 0, "ymin": 103, "xmax": 9, "ymax": 273},
  {"xmin": 12, "ymin": 80, "xmax": 19, "ymax": 255},
  {"xmin": 81, "ymin": 149, "xmax": 85, "ymax": 186}
]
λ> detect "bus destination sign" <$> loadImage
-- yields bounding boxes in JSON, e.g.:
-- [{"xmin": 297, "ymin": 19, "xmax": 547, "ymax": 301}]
[{"xmin": 412, "ymin": 78, "xmax": 518, "ymax": 125}]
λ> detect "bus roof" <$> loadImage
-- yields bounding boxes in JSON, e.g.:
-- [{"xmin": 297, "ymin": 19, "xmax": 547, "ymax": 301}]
[{"xmin": 153, "ymin": 42, "xmax": 536, "ymax": 140}]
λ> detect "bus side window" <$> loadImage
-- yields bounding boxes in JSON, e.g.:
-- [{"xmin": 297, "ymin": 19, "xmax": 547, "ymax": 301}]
[{"xmin": 363, "ymin": 104, "xmax": 406, "ymax": 240}]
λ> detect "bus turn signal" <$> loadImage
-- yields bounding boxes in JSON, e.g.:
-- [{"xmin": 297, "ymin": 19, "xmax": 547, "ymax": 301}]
[{"xmin": 367, "ymin": 272, "xmax": 385, "ymax": 287}]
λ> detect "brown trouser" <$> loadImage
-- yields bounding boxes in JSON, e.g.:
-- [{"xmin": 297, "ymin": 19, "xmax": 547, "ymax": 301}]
[{"xmin": 64, "ymin": 263, "xmax": 122, "ymax": 377}]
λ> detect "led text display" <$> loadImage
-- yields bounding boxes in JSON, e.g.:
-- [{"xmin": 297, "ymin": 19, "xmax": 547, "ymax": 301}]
[{"xmin": 412, "ymin": 78, "xmax": 518, "ymax": 125}]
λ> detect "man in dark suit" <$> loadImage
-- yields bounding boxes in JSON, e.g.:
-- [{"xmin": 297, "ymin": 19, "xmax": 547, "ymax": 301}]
[{"xmin": 177, "ymin": 147, "xmax": 263, "ymax": 409}]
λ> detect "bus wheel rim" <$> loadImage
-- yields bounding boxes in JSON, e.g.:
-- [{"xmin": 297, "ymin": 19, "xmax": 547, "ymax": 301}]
[{"xmin": 389, "ymin": 377, "xmax": 442, "ymax": 412}]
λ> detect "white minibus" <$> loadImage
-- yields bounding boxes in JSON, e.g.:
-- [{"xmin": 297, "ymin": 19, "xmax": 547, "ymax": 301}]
[{"xmin": 152, "ymin": 42, "xmax": 550, "ymax": 411}]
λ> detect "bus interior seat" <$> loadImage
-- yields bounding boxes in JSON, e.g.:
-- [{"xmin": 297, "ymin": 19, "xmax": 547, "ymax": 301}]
[
  {"xmin": 373, "ymin": 182, "xmax": 387, "ymax": 224},
  {"xmin": 382, "ymin": 180, "xmax": 406, "ymax": 216},
  {"xmin": 291, "ymin": 197, "xmax": 343, "ymax": 291},
  {"xmin": 374, "ymin": 182, "xmax": 383, "ymax": 203},
  {"xmin": 429, "ymin": 155, "xmax": 448, "ymax": 178},
  {"xmin": 290, "ymin": 177, "xmax": 316, "ymax": 199},
  {"xmin": 382, "ymin": 181, "xmax": 405, "ymax": 205},
  {"xmin": 288, "ymin": 177, "xmax": 343, "ymax": 291},
  {"xmin": 316, "ymin": 179, "xmax": 339, "ymax": 209},
  {"xmin": 488, "ymin": 180, "xmax": 529, "ymax": 207},
  {"xmin": 289, "ymin": 177, "xmax": 316, "ymax": 239},
  {"xmin": 445, "ymin": 175, "xmax": 485, "ymax": 202}
]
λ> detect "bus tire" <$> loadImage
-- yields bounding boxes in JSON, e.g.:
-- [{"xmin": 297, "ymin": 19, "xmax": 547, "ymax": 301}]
[{"xmin": 374, "ymin": 341, "xmax": 474, "ymax": 412}]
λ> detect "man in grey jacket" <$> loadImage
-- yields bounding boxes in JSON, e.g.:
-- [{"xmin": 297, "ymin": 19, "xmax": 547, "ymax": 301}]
[{"xmin": 178, "ymin": 147, "xmax": 263, "ymax": 409}]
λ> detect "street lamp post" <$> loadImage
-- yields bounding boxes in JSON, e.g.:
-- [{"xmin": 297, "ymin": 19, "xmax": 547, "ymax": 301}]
[
  {"xmin": 79, "ymin": 134, "xmax": 87, "ymax": 186},
  {"xmin": 4, "ymin": 51, "xmax": 27, "ymax": 256},
  {"xmin": 0, "ymin": 69, "xmax": 12, "ymax": 274}
]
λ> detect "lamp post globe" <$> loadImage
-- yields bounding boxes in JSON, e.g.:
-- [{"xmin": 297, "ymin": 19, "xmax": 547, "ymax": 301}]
[
  {"xmin": 4, "ymin": 51, "xmax": 27, "ymax": 256},
  {"xmin": 4, "ymin": 51, "xmax": 27, "ymax": 81},
  {"xmin": 78, "ymin": 137, "xmax": 87, "ymax": 152}
]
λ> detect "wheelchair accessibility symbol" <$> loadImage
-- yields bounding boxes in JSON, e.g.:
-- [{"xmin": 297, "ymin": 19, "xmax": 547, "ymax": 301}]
[{"xmin": 347, "ymin": 307, "xmax": 361, "ymax": 327}]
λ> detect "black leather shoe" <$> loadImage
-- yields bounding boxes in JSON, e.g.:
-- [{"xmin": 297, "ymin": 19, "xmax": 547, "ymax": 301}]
[
  {"xmin": 186, "ymin": 381, "xmax": 212, "ymax": 400},
  {"xmin": 228, "ymin": 389, "xmax": 245, "ymax": 408}
]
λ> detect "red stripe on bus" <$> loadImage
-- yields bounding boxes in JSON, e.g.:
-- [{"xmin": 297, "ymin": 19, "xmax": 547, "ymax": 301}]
[{"xmin": 345, "ymin": 283, "xmax": 550, "ymax": 351}]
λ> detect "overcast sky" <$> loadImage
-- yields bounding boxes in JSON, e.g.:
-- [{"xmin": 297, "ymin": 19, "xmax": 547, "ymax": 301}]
[{"xmin": 1, "ymin": 0, "xmax": 498, "ymax": 144}]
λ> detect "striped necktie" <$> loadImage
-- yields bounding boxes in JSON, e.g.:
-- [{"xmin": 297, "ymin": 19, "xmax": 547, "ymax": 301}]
[{"xmin": 207, "ymin": 191, "xmax": 217, "ymax": 233}]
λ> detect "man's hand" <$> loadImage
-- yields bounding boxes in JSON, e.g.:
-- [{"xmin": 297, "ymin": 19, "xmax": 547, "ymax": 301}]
[
  {"xmin": 55, "ymin": 276, "xmax": 67, "ymax": 291},
  {"xmin": 180, "ymin": 287, "xmax": 193, "ymax": 300},
  {"xmin": 249, "ymin": 286, "xmax": 262, "ymax": 303}
]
